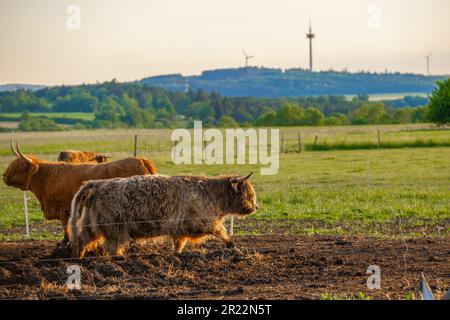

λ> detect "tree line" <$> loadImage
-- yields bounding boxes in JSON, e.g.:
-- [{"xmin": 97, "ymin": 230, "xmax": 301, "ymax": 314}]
[{"xmin": 0, "ymin": 79, "xmax": 447, "ymax": 131}]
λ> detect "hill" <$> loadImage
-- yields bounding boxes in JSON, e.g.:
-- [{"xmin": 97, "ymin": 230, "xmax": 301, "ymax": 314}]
[{"xmin": 140, "ymin": 67, "xmax": 447, "ymax": 97}]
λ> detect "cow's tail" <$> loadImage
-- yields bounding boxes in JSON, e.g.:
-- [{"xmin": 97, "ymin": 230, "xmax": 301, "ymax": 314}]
[
  {"xmin": 69, "ymin": 181, "xmax": 98, "ymax": 257},
  {"xmin": 140, "ymin": 158, "xmax": 157, "ymax": 175}
]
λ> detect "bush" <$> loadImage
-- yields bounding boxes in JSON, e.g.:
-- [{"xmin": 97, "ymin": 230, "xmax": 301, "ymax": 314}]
[
  {"xmin": 428, "ymin": 79, "xmax": 450, "ymax": 125},
  {"xmin": 18, "ymin": 115, "xmax": 63, "ymax": 132},
  {"xmin": 72, "ymin": 122, "xmax": 91, "ymax": 130},
  {"xmin": 324, "ymin": 114, "xmax": 346, "ymax": 126}
]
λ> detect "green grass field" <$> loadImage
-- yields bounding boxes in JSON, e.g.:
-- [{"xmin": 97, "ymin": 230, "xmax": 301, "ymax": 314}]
[
  {"xmin": 368, "ymin": 92, "xmax": 428, "ymax": 101},
  {"xmin": 0, "ymin": 112, "xmax": 95, "ymax": 121},
  {"xmin": 0, "ymin": 124, "xmax": 449, "ymax": 240},
  {"xmin": 343, "ymin": 92, "xmax": 429, "ymax": 101}
]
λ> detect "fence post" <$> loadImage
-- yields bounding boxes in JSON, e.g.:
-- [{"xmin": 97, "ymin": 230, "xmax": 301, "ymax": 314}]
[
  {"xmin": 203, "ymin": 140, "xmax": 207, "ymax": 162},
  {"xmin": 23, "ymin": 192, "xmax": 30, "ymax": 237},
  {"xmin": 229, "ymin": 216, "xmax": 234, "ymax": 236},
  {"xmin": 172, "ymin": 140, "xmax": 177, "ymax": 160},
  {"xmin": 377, "ymin": 130, "xmax": 381, "ymax": 148},
  {"xmin": 280, "ymin": 133, "xmax": 284, "ymax": 153},
  {"xmin": 313, "ymin": 135, "xmax": 318, "ymax": 149},
  {"xmin": 133, "ymin": 134, "xmax": 138, "ymax": 157}
]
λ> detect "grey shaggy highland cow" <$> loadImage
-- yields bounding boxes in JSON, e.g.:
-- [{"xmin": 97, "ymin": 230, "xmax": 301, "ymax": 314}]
[{"xmin": 69, "ymin": 173, "xmax": 257, "ymax": 258}]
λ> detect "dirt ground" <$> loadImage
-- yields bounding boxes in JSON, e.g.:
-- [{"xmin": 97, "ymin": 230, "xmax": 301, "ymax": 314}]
[{"xmin": 0, "ymin": 235, "xmax": 449, "ymax": 300}]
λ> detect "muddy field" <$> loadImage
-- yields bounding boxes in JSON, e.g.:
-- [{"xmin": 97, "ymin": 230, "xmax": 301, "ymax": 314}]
[{"xmin": 0, "ymin": 235, "xmax": 449, "ymax": 300}]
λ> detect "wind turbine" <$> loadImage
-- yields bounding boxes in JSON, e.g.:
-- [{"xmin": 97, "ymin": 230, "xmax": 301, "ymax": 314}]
[
  {"xmin": 422, "ymin": 51, "xmax": 433, "ymax": 76},
  {"xmin": 242, "ymin": 50, "xmax": 255, "ymax": 67},
  {"xmin": 306, "ymin": 20, "xmax": 315, "ymax": 72}
]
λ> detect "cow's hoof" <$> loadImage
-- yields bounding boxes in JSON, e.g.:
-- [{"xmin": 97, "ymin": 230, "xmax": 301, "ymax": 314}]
[
  {"xmin": 56, "ymin": 240, "xmax": 69, "ymax": 248},
  {"xmin": 50, "ymin": 244, "xmax": 71, "ymax": 258},
  {"xmin": 225, "ymin": 241, "xmax": 236, "ymax": 249},
  {"xmin": 190, "ymin": 247, "xmax": 208, "ymax": 255}
]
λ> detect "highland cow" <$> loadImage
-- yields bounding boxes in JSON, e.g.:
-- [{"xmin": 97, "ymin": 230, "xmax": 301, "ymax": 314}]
[
  {"xmin": 58, "ymin": 150, "xmax": 111, "ymax": 164},
  {"xmin": 2, "ymin": 139, "xmax": 157, "ymax": 244},
  {"xmin": 69, "ymin": 173, "xmax": 257, "ymax": 258}
]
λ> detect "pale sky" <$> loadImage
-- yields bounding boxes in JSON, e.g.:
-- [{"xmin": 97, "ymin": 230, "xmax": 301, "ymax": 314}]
[{"xmin": 0, "ymin": 0, "xmax": 449, "ymax": 85}]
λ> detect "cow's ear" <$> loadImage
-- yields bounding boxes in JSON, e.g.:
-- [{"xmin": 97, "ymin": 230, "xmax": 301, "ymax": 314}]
[
  {"xmin": 231, "ymin": 172, "xmax": 253, "ymax": 184},
  {"xmin": 229, "ymin": 177, "xmax": 239, "ymax": 192},
  {"xmin": 31, "ymin": 163, "xmax": 39, "ymax": 174},
  {"xmin": 23, "ymin": 162, "xmax": 39, "ymax": 190}
]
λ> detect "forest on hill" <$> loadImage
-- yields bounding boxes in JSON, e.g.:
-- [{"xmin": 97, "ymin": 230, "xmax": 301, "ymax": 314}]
[
  {"xmin": 140, "ymin": 67, "xmax": 446, "ymax": 97},
  {"xmin": 0, "ymin": 80, "xmax": 433, "ymax": 131}
]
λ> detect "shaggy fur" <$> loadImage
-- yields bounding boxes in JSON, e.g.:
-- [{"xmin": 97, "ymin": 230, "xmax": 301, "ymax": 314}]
[
  {"xmin": 3, "ymin": 155, "xmax": 157, "ymax": 242},
  {"xmin": 58, "ymin": 150, "xmax": 110, "ymax": 164},
  {"xmin": 69, "ymin": 174, "xmax": 257, "ymax": 258}
]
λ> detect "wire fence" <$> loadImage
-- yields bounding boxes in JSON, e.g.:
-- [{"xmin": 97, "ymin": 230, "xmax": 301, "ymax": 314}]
[
  {"xmin": 0, "ymin": 205, "xmax": 419, "ymax": 272},
  {"xmin": 0, "ymin": 126, "xmax": 450, "ymax": 236},
  {"xmin": 1, "ymin": 198, "xmax": 446, "ymax": 241}
]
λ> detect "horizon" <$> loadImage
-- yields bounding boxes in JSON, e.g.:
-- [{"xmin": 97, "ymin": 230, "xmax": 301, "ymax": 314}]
[
  {"xmin": 1, "ymin": 0, "xmax": 449, "ymax": 86},
  {"xmin": 1, "ymin": 66, "xmax": 450, "ymax": 88}
]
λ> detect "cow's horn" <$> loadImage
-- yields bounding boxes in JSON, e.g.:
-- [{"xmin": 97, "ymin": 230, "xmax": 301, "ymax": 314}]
[
  {"xmin": 11, "ymin": 138, "xmax": 19, "ymax": 157},
  {"xmin": 235, "ymin": 172, "xmax": 253, "ymax": 183},
  {"xmin": 16, "ymin": 140, "xmax": 33, "ymax": 164},
  {"xmin": 242, "ymin": 171, "xmax": 253, "ymax": 181}
]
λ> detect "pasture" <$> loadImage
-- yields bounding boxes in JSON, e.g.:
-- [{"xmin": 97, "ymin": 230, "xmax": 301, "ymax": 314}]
[
  {"xmin": 0, "ymin": 112, "xmax": 95, "ymax": 121},
  {"xmin": 0, "ymin": 124, "xmax": 449, "ymax": 299},
  {"xmin": 348, "ymin": 92, "xmax": 428, "ymax": 101},
  {"xmin": 0, "ymin": 112, "xmax": 96, "ymax": 130}
]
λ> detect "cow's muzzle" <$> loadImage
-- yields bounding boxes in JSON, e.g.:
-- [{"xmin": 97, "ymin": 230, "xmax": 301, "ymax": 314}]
[{"xmin": 242, "ymin": 207, "xmax": 256, "ymax": 215}]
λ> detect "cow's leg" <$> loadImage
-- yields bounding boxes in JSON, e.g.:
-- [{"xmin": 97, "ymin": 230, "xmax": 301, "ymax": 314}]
[
  {"xmin": 57, "ymin": 218, "xmax": 70, "ymax": 247},
  {"xmin": 115, "ymin": 245, "xmax": 127, "ymax": 257},
  {"xmin": 102, "ymin": 239, "xmax": 117, "ymax": 256},
  {"xmin": 73, "ymin": 233, "xmax": 104, "ymax": 259},
  {"xmin": 186, "ymin": 235, "xmax": 208, "ymax": 254},
  {"xmin": 72, "ymin": 235, "xmax": 89, "ymax": 259},
  {"xmin": 173, "ymin": 236, "xmax": 188, "ymax": 254},
  {"xmin": 75, "ymin": 243, "xmax": 86, "ymax": 259},
  {"xmin": 103, "ymin": 236, "xmax": 129, "ymax": 257},
  {"xmin": 63, "ymin": 222, "xmax": 70, "ymax": 245},
  {"xmin": 211, "ymin": 223, "xmax": 235, "ymax": 249},
  {"xmin": 52, "ymin": 219, "xmax": 71, "ymax": 255}
]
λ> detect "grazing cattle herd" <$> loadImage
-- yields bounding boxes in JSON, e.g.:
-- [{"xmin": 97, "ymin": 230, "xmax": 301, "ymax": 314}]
[
  {"xmin": 57, "ymin": 150, "xmax": 111, "ymax": 164},
  {"xmin": 2, "ymin": 139, "xmax": 258, "ymax": 258},
  {"xmin": 3, "ymin": 140, "xmax": 157, "ymax": 244}
]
